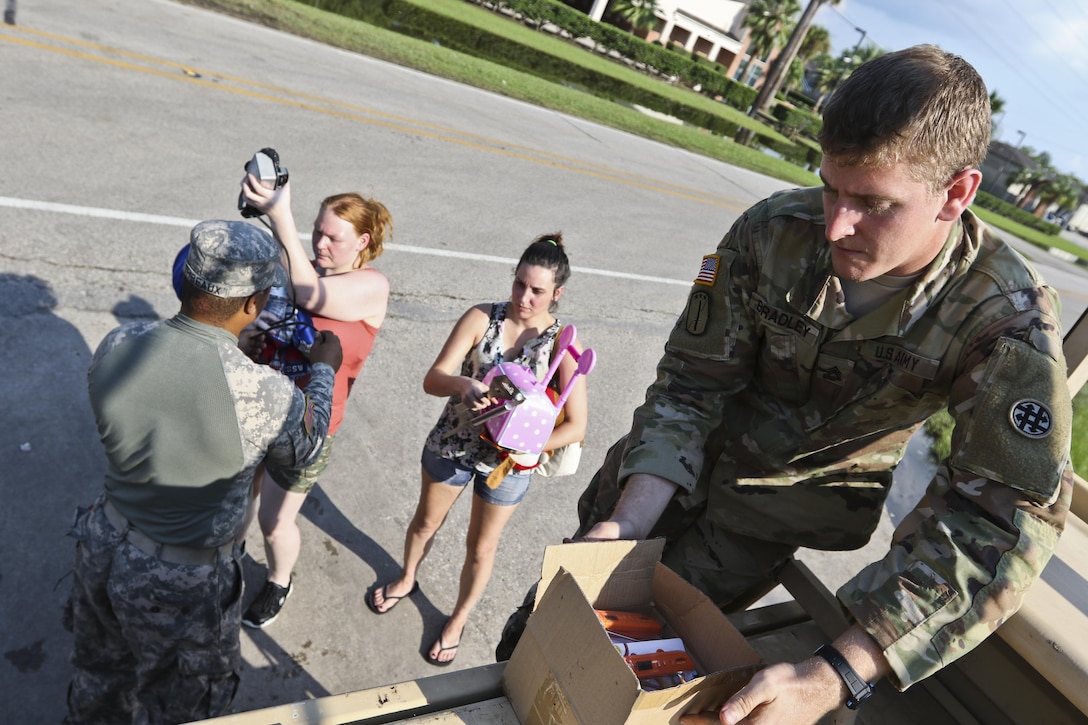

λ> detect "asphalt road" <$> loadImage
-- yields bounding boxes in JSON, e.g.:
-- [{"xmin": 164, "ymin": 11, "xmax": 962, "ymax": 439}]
[{"xmin": 2, "ymin": 1, "xmax": 1086, "ymax": 721}]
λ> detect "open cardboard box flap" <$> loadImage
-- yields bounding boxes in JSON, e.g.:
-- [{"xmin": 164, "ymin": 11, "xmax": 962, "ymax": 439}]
[
  {"xmin": 505, "ymin": 540, "xmax": 763, "ymax": 725},
  {"xmin": 535, "ymin": 539, "xmax": 664, "ymax": 614}
]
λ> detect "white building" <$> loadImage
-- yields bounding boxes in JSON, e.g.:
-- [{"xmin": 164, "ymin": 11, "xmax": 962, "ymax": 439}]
[
  {"xmin": 586, "ymin": 0, "xmax": 755, "ymax": 78},
  {"xmin": 1070, "ymin": 204, "xmax": 1088, "ymax": 234}
]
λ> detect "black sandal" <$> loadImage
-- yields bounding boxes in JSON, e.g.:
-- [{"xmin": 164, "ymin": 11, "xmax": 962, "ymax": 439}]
[
  {"xmin": 365, "ymin": 581, "xmax": 418, "ymax": 615},
  {"xmin": 427, "ymin": 623, "xmax": 461, "ymax": 667}
]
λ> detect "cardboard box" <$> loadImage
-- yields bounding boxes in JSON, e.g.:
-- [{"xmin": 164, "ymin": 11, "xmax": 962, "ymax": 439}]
[{"xmin": 503, "ymin": 539, "xmax": 763, "ymax": 725}]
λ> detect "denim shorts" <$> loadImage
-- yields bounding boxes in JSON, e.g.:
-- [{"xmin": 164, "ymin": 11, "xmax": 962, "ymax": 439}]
[{"xmin": 421, "ymin": 448, "xmax": 531, "ymax": 506}]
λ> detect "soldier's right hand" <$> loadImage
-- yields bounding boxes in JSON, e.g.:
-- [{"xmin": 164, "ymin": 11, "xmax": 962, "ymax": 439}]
[
  {"xmin": 237, "ymin": 324, "xmax": 267, "ymax": 362},
  {"xmin": 308, "ymin": 330, "xmax": 343, "ymax": 372}
]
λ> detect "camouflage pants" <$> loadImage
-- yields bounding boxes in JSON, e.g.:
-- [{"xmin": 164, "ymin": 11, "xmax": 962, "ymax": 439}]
[
  {"xmin": 496, "ymin": 435, "xmax": 798, "ymax": 660},
  {"xmin": 63, "ymin": 500, "xmax": 243, "ymax": 725}
]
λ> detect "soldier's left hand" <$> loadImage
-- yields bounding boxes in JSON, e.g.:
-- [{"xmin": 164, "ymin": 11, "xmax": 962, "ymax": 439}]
[{"xmin": 685, "ymin": 659, "xmax": 843, "ymax": 725}]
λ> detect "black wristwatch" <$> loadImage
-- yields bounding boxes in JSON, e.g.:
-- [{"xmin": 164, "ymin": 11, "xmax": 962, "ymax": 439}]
[{"xmin": 815, "ymin": 644, "xmax": 875, "ymax": 710}]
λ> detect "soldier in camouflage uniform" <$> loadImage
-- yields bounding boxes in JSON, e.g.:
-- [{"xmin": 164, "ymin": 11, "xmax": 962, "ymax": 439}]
[
  {"xmin": 64, "ymin": 220, "xmax": 342, "ymax": 724},
  {"xmin": 503, "ymin": 46, "xmax": 1074, "ymax": 723}
]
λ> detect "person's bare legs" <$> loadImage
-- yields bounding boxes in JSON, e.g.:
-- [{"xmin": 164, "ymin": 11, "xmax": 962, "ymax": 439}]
[
  {"xmin": 370, "ymin": 468, "xmax": 463, "ymax": 612},
  {"xmin": 429, "ymin": 493, "xmax": 519, "ymax": 663},
  {"xmin": 258, "ymin": 472, "xmax": 308, "ymax": 587}
]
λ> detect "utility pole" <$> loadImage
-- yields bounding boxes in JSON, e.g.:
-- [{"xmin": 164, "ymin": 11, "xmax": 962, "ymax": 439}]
[
  {"xmin": 746, "ymin": 0, "xmax": 827, "ymax": 120},
  {"xmin": 846, "ymin": 27, "xmax": 866, "ymax": 61}
]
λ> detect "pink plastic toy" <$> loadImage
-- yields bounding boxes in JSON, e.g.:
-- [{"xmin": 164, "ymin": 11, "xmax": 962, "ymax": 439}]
[{"xmin": 479, "ymin": 325, "xmax": 596, "ymax": 455}]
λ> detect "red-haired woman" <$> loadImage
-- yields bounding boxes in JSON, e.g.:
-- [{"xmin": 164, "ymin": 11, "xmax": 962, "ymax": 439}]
[{"xmin": 239, "ymin": 176, "xmax": 391, "ymax": 628}]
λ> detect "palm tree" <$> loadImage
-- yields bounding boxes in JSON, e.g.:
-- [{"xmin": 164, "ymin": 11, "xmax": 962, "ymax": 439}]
[
  {"xmin": 742, "ymin": 0, "xmax": 801, "ymax": 62},
  {"xmin": 786, "ymin": 23, "xmax": 828, "ymax": 96},
  {"xmin": 1008, "ymin": 160, "xmax": 1043, "ymax": 205},
  {"xmin": 798, "ymin": 24, "xmax": 830, "ymax": 61},
  {"xmin": 607, "ymin": 0, "xmax": 659, "ymax": 33},
  {"xmin": 745, "ymin": 0, "xmax": 839, "ymax": 119},
  {"xmin": 1029, "ymin": 173, "xmax": 1081, "ymax": 218},
  {"xmin": 812, "ymin": 43, "xmax": 883, "ymax": 112},
  {"xmin": 989, "ymin": 90, "xmax": 1006, "ymax": 137},
  {"xmin": 805, "ymin": 51, "xmax": 838, "ymax": 100},
  {"xmin": 782, "ymin": 56, "xmax": 807, "ymax": 94},
  {"xmin": 1007, "ymin": 149, "xmax": 1075, "ymax": 216}
]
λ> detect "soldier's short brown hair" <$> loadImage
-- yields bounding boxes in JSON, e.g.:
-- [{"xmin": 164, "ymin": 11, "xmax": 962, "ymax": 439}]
[
  {"xmin": 819, "ymin": 45, "xmax": 991, "ymax": 192},
  {"xmin": 181, "ymin": 277, "xmax": 248, "ymax": 323}
]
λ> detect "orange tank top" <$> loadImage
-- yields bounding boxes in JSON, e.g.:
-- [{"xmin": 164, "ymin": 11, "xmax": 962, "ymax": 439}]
[{"xmin": 301, "ymin": 315, "xmax": 379, "ymax": 435}]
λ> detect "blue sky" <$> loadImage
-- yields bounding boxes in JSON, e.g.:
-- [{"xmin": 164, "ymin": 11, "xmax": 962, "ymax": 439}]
[{"xmin": 813, "ymin": 0, "xmax": 1088, "ymax": 180}]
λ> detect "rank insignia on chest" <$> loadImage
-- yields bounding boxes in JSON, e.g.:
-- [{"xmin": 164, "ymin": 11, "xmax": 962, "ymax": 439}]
[
  {"xmin": 818, "ymin": 364, "xmax": 844, "ymax": 383},
  {"xmin": 1009, "ymin": 399, "xmax": 1053, "ymax": 438},
  {"xmin": 694, "ymin": 254, "xmax": 720, "ymax": 287}
]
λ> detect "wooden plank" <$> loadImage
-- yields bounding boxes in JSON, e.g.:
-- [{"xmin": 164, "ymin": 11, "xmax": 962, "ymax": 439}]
[
  {"xmin": 1065, "ymin": 306, "xmax": 1088, "ymax": 397},
  {"xmin": 1063, "ymin": 309, "xmax": 1087, "ymax": 520},
  {"xmin": 941, "ymin": 635, "xmax": 1087, "ymax": 724},
  {"xmin": 192, "ymin": 662, "xmax": 506, "ymax": 725},
  {"xmin": 1072, "ymin": 475, "xmax": 1088, "ymax": 522},
  {"xmin": 727, "ymin": 600, "xmax": 810, "ymax": 637},
  {"xmin": 394, "ymin": 697, "xmax": 518, "ymax": 724},
  {"xmin": 775, "ymin": 558, "xmax": 850, "ymax": 640},
  {"xmin": 995, "ymin": 514, "xmax": 1088, "ymax": 718}
]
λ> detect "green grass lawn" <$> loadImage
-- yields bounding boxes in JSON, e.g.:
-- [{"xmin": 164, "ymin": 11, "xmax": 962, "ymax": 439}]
[
  {"xmin": 412, "ymin": 0, "xmax": 795, "ymax": 141},
  {"xmin": 1074, "ymin": 388, "xmax": 1088, "ymax": 476}
]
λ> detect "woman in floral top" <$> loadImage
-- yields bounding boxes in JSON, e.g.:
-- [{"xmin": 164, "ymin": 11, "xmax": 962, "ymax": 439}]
[{"xmin": 367, "ymin": 232, "xmax": 588, "ymax": 666}]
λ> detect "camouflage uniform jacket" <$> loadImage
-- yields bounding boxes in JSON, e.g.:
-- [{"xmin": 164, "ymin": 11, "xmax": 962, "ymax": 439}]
[
  {"xmin": 618, "ymin": 186, "xmax": 1073, "ymax": 689},
  {"xmin": 88, "ymin": 314, "xmax": 335, "ymax": 548}
]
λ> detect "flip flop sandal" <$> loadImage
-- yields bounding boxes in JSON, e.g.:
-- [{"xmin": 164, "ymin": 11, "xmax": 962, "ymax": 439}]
[
  {"xmin": 365, "ymin": 581, "xmax": 418, "ymax": 615},
  {"xmin": 427, "ymin": 638, "xmax": 460, "ymax": 667}
]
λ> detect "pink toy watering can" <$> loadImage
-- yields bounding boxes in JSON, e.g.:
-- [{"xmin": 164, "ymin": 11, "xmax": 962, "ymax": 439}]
[{"xmin": 478, "ymin": 325, "xmax": 595, "ymax": 456}]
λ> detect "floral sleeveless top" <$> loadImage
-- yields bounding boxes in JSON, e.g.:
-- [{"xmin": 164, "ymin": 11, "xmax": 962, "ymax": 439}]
[{"xmin": 424, "ymin": 302, "xmax": 560, "ymax": 471}]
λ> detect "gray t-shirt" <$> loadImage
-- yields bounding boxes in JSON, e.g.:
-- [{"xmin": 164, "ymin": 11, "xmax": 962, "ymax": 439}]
[{"xmin": 88, "ymin": 314, "xmax": 334, "ymax": 548}]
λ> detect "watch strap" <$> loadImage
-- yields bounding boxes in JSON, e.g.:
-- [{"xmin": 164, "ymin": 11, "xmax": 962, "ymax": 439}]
[{"xmin": 815, "ymin": 644, "xmax": 874, "ymax": 710}]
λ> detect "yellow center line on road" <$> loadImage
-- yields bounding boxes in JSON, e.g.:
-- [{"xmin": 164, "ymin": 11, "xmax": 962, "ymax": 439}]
[{"xmin": 1, "ymin": 24, "xmax": 750, "ymax": 212}]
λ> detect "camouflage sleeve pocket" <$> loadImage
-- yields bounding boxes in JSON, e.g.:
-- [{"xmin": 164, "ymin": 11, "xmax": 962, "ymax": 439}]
[
  {"xmin": 844, "ymin": 558, "xmax": 958, "ymax": 667},
  {"xmin": 953, "ymin": 337, "xmax": 1070, "ymax": 504}
]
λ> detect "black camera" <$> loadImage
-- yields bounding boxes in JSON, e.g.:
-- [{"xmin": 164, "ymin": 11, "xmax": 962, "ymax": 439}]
[{"xmin": 238, "ymin": 147, "xmax": 289, "ymax": 218}]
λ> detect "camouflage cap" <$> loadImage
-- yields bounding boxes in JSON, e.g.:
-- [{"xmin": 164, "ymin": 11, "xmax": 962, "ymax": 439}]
[{"xmin": 184, "ymin": 220, "xmax": 286, "ymax": 298}]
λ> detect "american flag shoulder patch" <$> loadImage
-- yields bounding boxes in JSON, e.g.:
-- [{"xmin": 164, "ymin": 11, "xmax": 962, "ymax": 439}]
[{"xmin": 694, "ymin": 254, "xmax": 720, "ymax": 286}]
